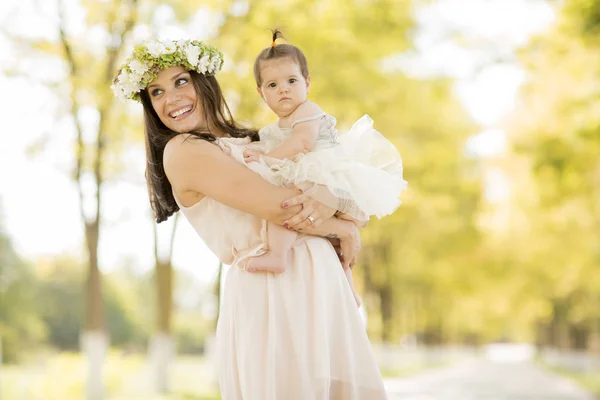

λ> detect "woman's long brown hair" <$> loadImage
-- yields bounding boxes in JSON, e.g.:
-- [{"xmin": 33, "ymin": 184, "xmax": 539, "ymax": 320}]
[{"xmin": 140, "ymin": 71, "xmax": 258, "ymax": 223}]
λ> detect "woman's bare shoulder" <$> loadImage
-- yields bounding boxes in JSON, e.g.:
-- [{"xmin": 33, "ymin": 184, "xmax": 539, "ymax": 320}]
[
  {"xmin": 163, "ymin": 134, "xmax": 226, "ymax": 192},
  {"xmin": 164, "ymin": 134, "xmax": 220, "ymax": 161}
]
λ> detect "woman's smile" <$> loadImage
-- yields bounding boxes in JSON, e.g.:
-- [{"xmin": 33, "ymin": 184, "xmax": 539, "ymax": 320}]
[{"xmin": 169, "ymin": 105, "xmax": 194, "ymax": 119}]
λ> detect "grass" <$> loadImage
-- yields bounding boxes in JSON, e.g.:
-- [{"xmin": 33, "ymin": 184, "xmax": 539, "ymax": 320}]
[
  {"xmin": 2, "ymin": 350, "xmax": 458, "ymax": 399},
  {"xmin": 380, "ymin": 361, "xmax": 451, "ymax": 379},
  {"xmin": 1, "ymin": 351, "xmax": 221, "ymax": 400}
]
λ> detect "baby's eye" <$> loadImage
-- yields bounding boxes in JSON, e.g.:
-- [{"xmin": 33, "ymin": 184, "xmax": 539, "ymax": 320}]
[
  {"xmin": 151, "ymin": 88, "xmax": 163, "ymax": 96},
  {"xmin": 289, "ymin": 78, "xmax": 297, "ymax": 84},
  {"xmin": 268, "ymin": 82, "xmax": 277, "ymax": 88}
]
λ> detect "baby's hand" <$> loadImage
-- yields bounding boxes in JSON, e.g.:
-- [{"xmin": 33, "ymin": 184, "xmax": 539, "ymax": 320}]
[{"xmin": 243, "ymin": 148, "xmax": 263, "ymax": 163}]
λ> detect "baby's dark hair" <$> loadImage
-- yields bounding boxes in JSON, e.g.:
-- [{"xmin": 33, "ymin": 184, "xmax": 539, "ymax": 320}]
[{"xmin": 253, "ymin": 29, "xmax": 309, "ymax": 87}]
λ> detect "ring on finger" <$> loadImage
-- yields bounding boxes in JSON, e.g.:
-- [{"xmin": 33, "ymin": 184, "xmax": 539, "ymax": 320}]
[{"xmin": 307, "ymin": 215, "xmax": 315, "ymax": 224}]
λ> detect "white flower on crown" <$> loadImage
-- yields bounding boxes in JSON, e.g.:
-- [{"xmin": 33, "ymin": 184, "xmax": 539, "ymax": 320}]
[
  {"xmin": 163, "ymin": 40, "xmax": 176, "ymax": 54},
  {"xmin": 198, "ymin": 54, "xmax": 210, "ymax": 74},
  {"xmin": 111, "ymin": 83, "xmax": 125, "ymax": 100},
  {"xmin": 146, "ymin": 40, "xmax": 166, "ymax": 58},
  {"xmin": 128, "ymin": 59, "xmax": 148, "ymax": 75},
  {"xmin": 185, "ymin": 44, "xmax": 202, "ymax": 67},
  {"xmin": 117, "ymin": 69, "xmax": 131, "ymax": 85},
  {"xmin": 208, "ymin": 55, "xmax": 221, "ymax": 74}
]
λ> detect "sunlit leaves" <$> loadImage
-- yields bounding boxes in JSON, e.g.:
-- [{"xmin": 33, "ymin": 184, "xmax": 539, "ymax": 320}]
[{"xmin": 505, "ymin": 0, "xmax": 600, "ymax": 347}]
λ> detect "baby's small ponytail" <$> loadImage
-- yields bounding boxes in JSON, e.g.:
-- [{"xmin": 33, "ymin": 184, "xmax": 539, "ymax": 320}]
[{"xmin": 269, "ymin": 29, "xmax": 285, "ymax": 52}]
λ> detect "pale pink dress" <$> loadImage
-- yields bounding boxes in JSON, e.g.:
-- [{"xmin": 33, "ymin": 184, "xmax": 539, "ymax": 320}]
[{"xmin": 173, "ymin": 137, "xmax": 388, "ymax": 399}]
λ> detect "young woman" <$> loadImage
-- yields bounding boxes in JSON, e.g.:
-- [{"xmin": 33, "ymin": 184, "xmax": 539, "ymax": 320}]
[{"xmin": 113, "ymin": 39, "xmax": 388, "ymax": 399}]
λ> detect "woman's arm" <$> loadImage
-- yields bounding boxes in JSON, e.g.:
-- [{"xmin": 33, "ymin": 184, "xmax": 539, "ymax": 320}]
[
  {"xmin": 164, "ymin": 134, "xmax": 305, "ymax": 224},
  {"xmin": 164, "ymin": 134, "xmax": 360, "ymax": 267}
]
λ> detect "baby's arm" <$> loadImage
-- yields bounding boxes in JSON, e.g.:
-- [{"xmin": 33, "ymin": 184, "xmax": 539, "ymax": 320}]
[{"xmin": 265, "ymin": 101, "xmax": 323, "ymax": 160}]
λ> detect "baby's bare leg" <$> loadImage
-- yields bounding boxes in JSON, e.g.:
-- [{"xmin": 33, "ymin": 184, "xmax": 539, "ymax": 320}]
[
  {"xmin": 245, "ymin": 222, "xmax": 297, "ymax": 273},
  {"xmin": 344, "ymin": 268, "xmax": 362, "ymax": 308}
]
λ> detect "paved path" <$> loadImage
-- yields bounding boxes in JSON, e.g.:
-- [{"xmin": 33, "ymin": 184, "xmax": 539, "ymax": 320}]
[{"xmin": 384, "ymin": 360, "xmax": 597, "ymax": 400}]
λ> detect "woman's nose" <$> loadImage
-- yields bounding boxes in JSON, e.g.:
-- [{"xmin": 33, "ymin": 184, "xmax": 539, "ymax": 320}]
[{"xmin": 166, "ymin": 91, "xmax": 182, "ymax": 104}]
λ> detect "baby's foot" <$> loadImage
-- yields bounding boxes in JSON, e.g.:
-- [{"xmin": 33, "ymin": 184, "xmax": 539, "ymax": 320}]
[{"xmin": 245, "ymin": 251, "xmax": 287, "ymax": 273}]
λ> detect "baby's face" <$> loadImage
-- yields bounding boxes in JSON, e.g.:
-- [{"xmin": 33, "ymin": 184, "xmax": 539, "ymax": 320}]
[{"xmin": 257, "ymin": 57, "xmax": 310, "ymax": 118}]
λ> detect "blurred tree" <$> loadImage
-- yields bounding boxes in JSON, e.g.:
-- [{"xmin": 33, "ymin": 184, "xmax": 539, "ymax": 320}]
[
  {"xmin": 503, "ymin": 0, "xmax": 600, "ymax": 352},
  {"xmin": 55, "ymin": 1, "xmax": 140, "ymax": 397}
]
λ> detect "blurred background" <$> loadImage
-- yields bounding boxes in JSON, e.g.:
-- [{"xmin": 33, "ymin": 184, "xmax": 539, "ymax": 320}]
[{"xmin": 1, "ymin": 0, "xmax": 599, "ymax": 399}]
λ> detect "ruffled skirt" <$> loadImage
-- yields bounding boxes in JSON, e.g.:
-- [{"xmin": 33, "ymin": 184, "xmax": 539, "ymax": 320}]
[{"xmin": 259, "ymin": 115, "xmax": 407, "ymax": 220}]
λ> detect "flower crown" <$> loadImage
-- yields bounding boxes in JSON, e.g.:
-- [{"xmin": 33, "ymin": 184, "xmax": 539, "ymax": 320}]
[{"xmin": 112, "ymin": 39, "xmax": 224, "ymax": 102}]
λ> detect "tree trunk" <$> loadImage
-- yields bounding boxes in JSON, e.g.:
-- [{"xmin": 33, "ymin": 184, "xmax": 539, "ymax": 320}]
[
  {"xmin": 380, "ymin": 284, "xmax": 393, "ymax": 342},
  {"xmin": 150, "ymin": 213, "xmax": 178, "ymax": 393},
  {"xmin": 156, "ymin": 261, "xmax": 173, "ymax": 333},
  {"xmin": 151, "ymin": 260, "xmax": 174, "ymax": 392},
  {"xmin": 551, "ymin": 302, "xmax": 571, "ymax": 350},
  {"xmin": 85, "ymin": 223, "xmax": 103, "ymax": 331},
  {"xmin": 588, "ymin": 318, "xmax": 600, "ymax": 354},
  {"xmin": 80, "ymin": 331, "xmax": 108, "ymax": 400}
]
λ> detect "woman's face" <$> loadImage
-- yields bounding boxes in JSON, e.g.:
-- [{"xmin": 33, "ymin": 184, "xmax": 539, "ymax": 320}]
[{"xmin": 148, "ymin": 66, "xmax": 205, "ymax": 133}]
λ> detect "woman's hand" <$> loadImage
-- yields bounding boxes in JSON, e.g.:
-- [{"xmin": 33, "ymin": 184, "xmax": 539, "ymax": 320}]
[
  {"xmin": 281, "ymin": 192, "xmax": 337, "ymax": 230},
  {"xmin": 338, "ymin": 223, "xmax": 361, "ymax": 270},
  {"xmin": 327, "ymin": 237, "xmax": 343, "ymax": 263},
  {"xmin": 299, "ymin": 217, "xmax": 362, "ymax": 269}
]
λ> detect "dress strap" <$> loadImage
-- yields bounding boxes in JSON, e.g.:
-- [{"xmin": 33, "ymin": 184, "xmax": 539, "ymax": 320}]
[{"xmin": 291, "ymin": 112, "xmax": 326, "ymax": 128}]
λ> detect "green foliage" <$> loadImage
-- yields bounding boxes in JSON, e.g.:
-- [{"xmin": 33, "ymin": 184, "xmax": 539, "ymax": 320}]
[
  {"xmin": 32, "ymin": 259, "xmax": 151, "ymax": 350},
  {"xmin": 0, "ymin": 217, "xmax": 46, "ymax": 363},
  {"xmin": 173, "ymin": 312, "xmax": 210, "ymax": 354},
  {"xmin": 503, "ymin": 0, "xmax": 600, "ymax": 348},
  {"xmin": 103, "ymin": 269, "xmax": 151, "ymax": 347},
  {"xmin": 36, "ymin": 258, "xmax": 85, "ymax": 350},
  {"xmin": 563, "ymin": 0, "xmax": 600, "ymax": 38}
]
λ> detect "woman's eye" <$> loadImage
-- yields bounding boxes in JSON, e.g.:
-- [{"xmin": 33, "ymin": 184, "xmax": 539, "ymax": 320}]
[
  {"xmin": 151, "ymin": 88, "xmax": 163, "ymax": 96},
  {"xmin": 175, "ymin": 78, "xmax": 188, "ymax": 86}
]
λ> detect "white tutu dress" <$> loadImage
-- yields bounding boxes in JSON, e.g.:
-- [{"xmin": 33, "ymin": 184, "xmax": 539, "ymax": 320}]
[{"xmin": 223, "ymin": 112, "xmax": 407, "ymax": 222}]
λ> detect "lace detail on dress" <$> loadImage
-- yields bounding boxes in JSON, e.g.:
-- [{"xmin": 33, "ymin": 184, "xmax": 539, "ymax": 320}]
[{"xmin": 322, "ymin": 114, "xmax": 339, "ymax": 144}]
